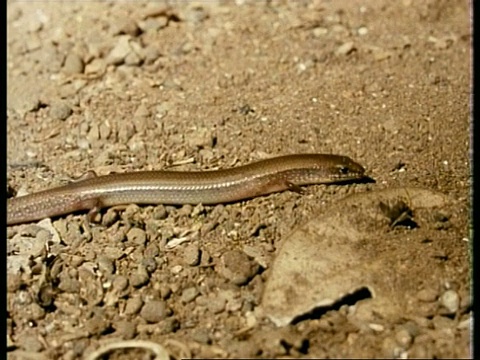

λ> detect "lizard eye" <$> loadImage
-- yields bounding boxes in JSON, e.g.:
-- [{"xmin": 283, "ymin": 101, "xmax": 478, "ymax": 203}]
[{"xmin": 338, "ymin": 166, "xmax": 350, "ymax": 175}]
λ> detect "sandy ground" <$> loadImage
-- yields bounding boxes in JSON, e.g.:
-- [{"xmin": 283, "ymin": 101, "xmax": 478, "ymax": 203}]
[{"xmin": 7, "ymin": 1, "xmax": 471, "ymax": 359}]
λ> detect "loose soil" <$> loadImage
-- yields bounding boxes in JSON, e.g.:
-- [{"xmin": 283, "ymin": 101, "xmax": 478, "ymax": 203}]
[{"xmin": 7, "ymin": 1, "xmax": 471, "ymax": 359}]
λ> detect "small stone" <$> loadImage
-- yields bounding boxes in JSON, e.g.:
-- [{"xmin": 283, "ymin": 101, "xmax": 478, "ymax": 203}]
[
  {"xmin": 440, "ymin": 289, "xmax": 459, "ymax": 314},
  {"xmin": 113, "ymin": 320, "xmax": 137, "ymax": 339},
  {"xmin": 144, "ymin": 243, "xmax": 160, "ymax": 258},
  {"xmin": 373, "ymin": 49, "xmax": 393, "ymax": 61},
  {"xmin": 395, "ymin": 328, "xmax": 413, "ymax": 348},
  {"xmin": 191, "ymin": 329, "xmax": 211, "ymax": 344},
  {"xmin": 369, "ymin": 323, "xmax": 385, "ymax": 332},
  {"xmin": 124, "ymin": 296, "xmax": 143, "ymax": 315},
  {"xmin": 111, "ymin": 17, "xmax": 141, "ymax": 36},
  {"xmin": 97, "ymin": 255, "xmax": 115, "ymax": 275},
  {"xmin": 153, "ymin": 205, "xmax": 168, "ymax": 220},
  {"xmin": 357, "ymin": 26, "xmax": 368, "ymax": 35},
  {"xmin": 226, "ymin": 297, "xmax": 243, "ymax": 312},
  {"xmin": 141, "ymin": 3, "xmax": 171, "ymax": 19},
  {"xmin": 122, "ymin": 204, "xmax": 143, "ymax": 224},
  {"xmin": 129, "ymin": 266, "xmax": 149, "ymax": 288},
  {"xmin": 84, "ymin": 58, "xmax": 106, "ymax": 76},
  {"xmin": 186, "ymin": 127, "xmax": 216, "ymax": 149},
  {"xmin": 382, "ymin": 336, "xmax": 403, "ymax": 359},
  {"xmin": 77, "ymin": 138, "xmax": 90, "ymax": 150},
  {"xmin": 416, "ymin": 287, "xmax": 439, "ymax": 302},
  {"xmin": 106, "ymin": 35, "xmax": 132, "ymax": 65},
  {"xmin": 432, "ymin": 315, "xmax": 454, "ymax": 329},
  {"xmin": 85, "ymin": 315, "xmax": 110, "ymax": 335},
  {"xmin": 138, "ymin": 17, "xmax": 168, "ymax": 32},
  {"xmin": 181, "ymin": 286, "xmax": 200, "ymax": 303},
  {"xmin": 159, "ymin": 285, "xmax": 172, "ymax": 300},
  {"xmin": 140, "ymin": 300, "xmax": 167, "ymax": 323},
  {"xmin": 459, "ymin": 290, "xmax": 471, "ymax": 313},
  {"xmin": 24, "ymin": 303, "xmax": 46, "ymax": 321},
  {"xmin": 49, "ymin": 101, "xmax": 72, "ymax": 121},
  {"xmin": 127, "ymin": 228, "xmax": 147, "ymax": 246},
  {"xmin": 99, "ymin": 122, "xmax": 112, "ymax": 139},
  {"xmin": 160, "ymin": 317, "xmax": 180, "ymax": 334},
  {"xmin": 16, "ymin": 333, "xmax": 44, "ymax": 352},
  {"xmin": 457, "ymin": 316, "xmax": 472, "ymax": 329},
  {"xmin": 143, "ymin": 45, "xmax": 161, "ymax": 64},
  {"xmin": 118, "ymin": 121, "xmax": 136, "ymax": 143},
  {"xmin": 207, "ymin": 296, "xmax": 226, "ymax": 314},
  {"xmin": 336, "ymin": 42, "xmax": 355, "ymax": 55},
  {"xmin": 142, "ymin": 257, "xmax": 157, "ymax": 274},
  {"xmin": 183, "ymin": 244, "xmax": 201, "ymax": 266},
  {"xmin": 217, "ymin": 250, "xmax": 260, "ymax": 285},
  {"xmin": 63, "ymin": 52, "xmax": 84, "ymax": 74},
  {"xmin": 111, "ymin": 275, "xmax": 129, "ymax": 293},
  {"xmin": 7, "ymin": 274, "xmax": 22, "ymax": 292},
  {"xmin": 58, "ymin": 274, "xmax": 80, "ymax": 293},
  {"xmin": 402, "ymin": 321, "xmax": 420, "ymax": 338},
  {"xmin": 87, "ymin": 123, "xmax": 100, "ymax": 142},
  {"xmin": 125, "ymin": 50, "xmax": 143, "ymax": 66},
  {"xmin": 102, "ymin": 208, "xmax": 119, "ymax": 227},
  {"xmin": 177, "ymin": 204, "xmax": 193, "ymax": 217},
  {"xmin": 183, "ymin": 6, "xmax": 208, "ymax": 24},
  {"xmin": 312, "ymin": 27, "xmax": 328, "ymax": 37}
]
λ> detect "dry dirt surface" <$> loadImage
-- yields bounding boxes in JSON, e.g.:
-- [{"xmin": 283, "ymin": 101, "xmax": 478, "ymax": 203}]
[{"xmin": 6, "ymin": 1, "xmax": 471, "ymax": 359}]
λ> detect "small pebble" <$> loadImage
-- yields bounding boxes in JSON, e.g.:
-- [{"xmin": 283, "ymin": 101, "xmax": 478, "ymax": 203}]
[
  {"xmin": 99, "ymin": 122, "xmax": 112, "ymax": 140},
  {"xmin": 207, "ymin": 296, "xmax": 226, "ymax": 314},
  {"xmin": 118, "ymin": 121, "xmax": 136, "ymax": 143},
  {"xmin": 129, "ymin": 266, "xmax": 149, "ymax": 288},
  {"xmin": 84, "ymin": 58, "xmax": 106, "ymax": 76},
  {"xmin": 87, "ymin": 123, "xmax": 100, "ymax": 142},
  {"xmin": 312, "ymin": 26, "xmax": 328, "ymax": 37},
  {"xmin": 106, "ymin": 35, "xmax": 132, "ymax": 65},
  {"xmin": 183, "ymin": 244, "xmax": 201, "ymax": 266},
  {"xmin": 382, "ymin": 336, "xmax": 403, "ymax": 359},
  {"xmin": 97, "ymin": 255, "xmax": 115, "ymax": 275},
  {"xmin": 177, "ymin": 204, "xmax": 193, "ymax": 217},
  {"xmin": 217, "ymin": 250, "xmax": 260, "ymax": 285},
  {"xmin": 159, "ymin": 318, "xmax": 180, "ymax": 334},
  {"xmin": 416, "ymin": 287, "xmax": 439, "ymax": 302},
  {"xmin": 153, "ymin": 205, "xmax": 168, "ymax": 220},
  {"xmin": 226, "ymin": 297, "xmax": 243, "ymax": 312},
  {"xmin": 357, "ymin": 26, "xmax": 368, "ymax": 35},
  {"xmin": 49, "ymin": 101, "xmax": 72, "ymax": 121},
  {"xmin": 102, "ymin": 208, "xmax": 119, "ymax": 227},
  {"xmin": 395, "ymin": 328, "xmax": 413, "ymax": 348},
  {"xmin": 191, "ymin": 329, "xmax": 211, "ymax": 344},
  {"xmin": 7, "ymin": 274, "xmax": 22, "ymax": 292},
  {"xmin": 124, "ymin": 296, "xmax": 143, "ymax": 315},
  {"xmin": 16, "ymin": 333, "xmax": 44, "ymax": 352},
  {"xmin": 24, "ymin": 303, "xmax": 46, "ymax": 321},
  {"xmin": 186, "ymin": 127, "xmax": 216, "ymax": 149},
  {"xmin": 336, "ymin": 42, "xmax": 355, "ymax": 55},
  {"xmin": 140, "ymin": 300, "xmax": 168, "ymax": 323},
  {"xmin": 111, "ymin": 17, "xmax": 141, "ymax": 36},
  {"xmin": 127, "ymin": 228, "xmax": 147, "ymax": 246},
  {"xmin": 142, "ymin": 257, "xmax": 157, "ymax": 274},
  {"xmin": 111, "ymin": 275, "xmax": 129, "ymax": 293},
  {"xmin": 440, "ymin": 289, "xmax": 459, "ymax": 314},
  {"xmin": 113, "ymin": 320, "xmax": 137, "ymax": 339},
  {"xmin": 368, "ymin": 323, "xmax": 385, "ymax": 332},
  {"xmin": 85, "ymin": 315, "xmax": 110, "ymax": 335},
  {"xmin": 144, "ymin": 243, "xmax": 160, "ymax": 258},
  {"xmin": 432, "ymin": 315, "xmax": 454, "ymax": 329},
  {"xmin": 63, "ymin": 52, "xmax": 84, "ymax": 74},
  {"xmin": 159, "ymin": 285, "xmax": 172, "ymax": 300},
  {"xmin": 181, "ymin": 286, "xmax": 200, "ymax": 303}
]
